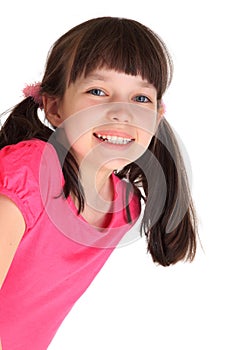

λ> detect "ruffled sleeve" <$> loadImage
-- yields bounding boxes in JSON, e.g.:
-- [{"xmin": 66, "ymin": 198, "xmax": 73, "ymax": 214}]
[{"xmin": 0, "ymin": 139, "xmax": 56, "ymax": 230}]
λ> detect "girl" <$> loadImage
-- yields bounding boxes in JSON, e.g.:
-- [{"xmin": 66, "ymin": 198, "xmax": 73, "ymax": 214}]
[{"xmin": 0, "ymin": 17, "xmax": 197, "ymax": 349}]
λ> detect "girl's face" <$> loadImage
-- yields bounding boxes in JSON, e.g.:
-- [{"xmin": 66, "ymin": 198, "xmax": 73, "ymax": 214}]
[{"xmin": 45, "ymin": 68, "xmax": 160, "ymax": 171}]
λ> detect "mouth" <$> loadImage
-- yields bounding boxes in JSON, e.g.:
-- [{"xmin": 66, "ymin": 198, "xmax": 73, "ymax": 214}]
[{"xmin": 93, "ymin": 132, "xmax": 135, "ymax": 145}]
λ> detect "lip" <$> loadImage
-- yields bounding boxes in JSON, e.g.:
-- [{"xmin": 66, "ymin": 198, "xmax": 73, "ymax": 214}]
[{"xmin": 93, "ymin": 130, "xmax": 135, "ymax": 139}]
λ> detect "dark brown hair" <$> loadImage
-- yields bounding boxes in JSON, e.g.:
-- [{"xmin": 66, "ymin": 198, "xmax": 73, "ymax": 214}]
[{"xmin": 0, "ymin": 17, "xmax": 197, "ymax": 266}]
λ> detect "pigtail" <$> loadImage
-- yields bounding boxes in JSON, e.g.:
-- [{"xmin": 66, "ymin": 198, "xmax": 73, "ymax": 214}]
[
  {"xmin": 118, "ymin": 118, "xmax": 197, "ymax": 266},
  {"xmin": 144, "ymin": 119, "xmax": 197, "ymax": 266},
  {"xmin": 0, "ymin": 97, "xmax": 52, "ymax": 149}
]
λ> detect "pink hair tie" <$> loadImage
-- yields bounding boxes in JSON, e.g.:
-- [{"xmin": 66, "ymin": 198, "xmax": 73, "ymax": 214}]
[
  {"xmin": 22, "ymin": 82, "xmax": 43, "ymax": 108},
  {"xmin": 161, "ymin": 100, "xmax": 166, "ymax": 114}
]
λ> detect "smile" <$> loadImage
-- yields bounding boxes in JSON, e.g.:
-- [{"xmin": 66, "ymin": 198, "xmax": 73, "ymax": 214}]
[{"xmin": 93, "ymin": 133, "xmax": 134, "ymax": 145}]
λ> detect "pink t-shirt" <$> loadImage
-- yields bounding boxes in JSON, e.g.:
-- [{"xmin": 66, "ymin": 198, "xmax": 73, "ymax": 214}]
[{"xmin": 0, "ymin": 140, "xmax": 140, "ymax": 350}]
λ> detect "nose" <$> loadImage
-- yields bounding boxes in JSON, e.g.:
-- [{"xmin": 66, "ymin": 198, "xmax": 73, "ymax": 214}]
[{"xmin": 106, "ymin": 104, "xmax": 133, "ymax": 123}]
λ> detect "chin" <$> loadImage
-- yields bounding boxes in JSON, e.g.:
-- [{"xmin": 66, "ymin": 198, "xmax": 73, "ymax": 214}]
[{"xmin": 103, "ymin": 159, "xmax": 132, "ymax": 172}]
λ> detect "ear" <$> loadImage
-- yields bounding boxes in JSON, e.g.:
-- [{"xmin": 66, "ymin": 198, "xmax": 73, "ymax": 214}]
[{"xmin": 42, "ymin": 95, "xmax": 62, "ymax": 127}]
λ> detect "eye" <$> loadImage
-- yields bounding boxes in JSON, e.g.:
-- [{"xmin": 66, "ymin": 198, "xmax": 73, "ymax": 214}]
[
  {"xmin": 133, "ymin": 95, "xmax": 151, "ymax": 103},
  {"xmin": 87, "ymin": 89, "xmax": 106, "ymax": 96}
]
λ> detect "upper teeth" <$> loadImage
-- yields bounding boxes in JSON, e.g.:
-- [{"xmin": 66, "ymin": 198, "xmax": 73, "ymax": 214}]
[{"xmin": 96, "ymin": 134, "xmax": 133, "ymax": 144}]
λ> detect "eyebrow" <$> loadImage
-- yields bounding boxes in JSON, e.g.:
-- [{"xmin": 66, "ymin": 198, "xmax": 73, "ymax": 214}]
[
  {"xmin": 138, "ymin": 81, "xmax": 155, "ymax": 89},
  {"xmin": 83, "ymin": 73, "xmax": 155, "ymax": 89},
  {"xmin": 84, "ymin": 73, "xmax": 106, "ymax": 82}
]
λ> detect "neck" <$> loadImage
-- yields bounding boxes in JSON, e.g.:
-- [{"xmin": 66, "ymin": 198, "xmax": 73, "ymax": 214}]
[{"xmin": 80, "ymin": 161, "xmax": 114, "ymax": 213}]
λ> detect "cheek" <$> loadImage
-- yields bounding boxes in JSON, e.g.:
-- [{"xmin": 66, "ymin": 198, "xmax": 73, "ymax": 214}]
[
  {"xmin": 135, "ymin": 111, "xmax": 159, "ymax": 151},
  {"xmin": 134, "ymin": 110, "xmax": 157, "ymax": 139},
  {"xmin": 137, "ymin": 129, "xmax": 155, "ymax": 149},
  {"xmin": 60, "ymin": 113, "xmax": 93, "ymax": 149},
  {"xmin": 70, "ymin": 134, "xmax": 92, "ymax": 157}
]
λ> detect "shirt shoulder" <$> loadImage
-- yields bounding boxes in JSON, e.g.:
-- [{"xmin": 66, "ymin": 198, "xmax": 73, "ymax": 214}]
[
  {"xmin": 1, "ymin": 137, "xmax": 46, "ymax": 161},
  {"xmin": 0, "ymin": 139, "xmax": 60, "ymax": 229}
]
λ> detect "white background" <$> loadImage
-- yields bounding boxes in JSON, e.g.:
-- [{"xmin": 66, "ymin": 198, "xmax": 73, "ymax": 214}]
[{"xmin": 1, "ymin": 0, "xmax": 232, "ymax": 349}]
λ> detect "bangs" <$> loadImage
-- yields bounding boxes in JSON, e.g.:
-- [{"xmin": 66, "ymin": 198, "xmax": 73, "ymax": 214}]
[{"xmin": 68, "ymin": 18, "xmax": 172, "ymax": 100}]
